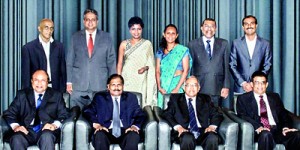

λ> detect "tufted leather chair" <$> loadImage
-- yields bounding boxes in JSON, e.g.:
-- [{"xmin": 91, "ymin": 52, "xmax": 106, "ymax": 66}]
[
  {"xmin": 153, "ymin": 94, "xmax": 239, "ymax": 150},
  {"xmin": 0, "ymin": 93, "xmax": 79, "ymax": 150},
  {"xmin": 223, "ymin": 108, "xmax": 300, "ymax": 150},
  {"xmin": 75, "ymin": 91, "xmax": 157, "ymax": 150}
]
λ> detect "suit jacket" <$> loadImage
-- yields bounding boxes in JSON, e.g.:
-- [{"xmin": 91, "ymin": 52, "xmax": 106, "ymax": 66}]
[
  {"xmin": 3, "ymin": 87, "xmax": 69, "ymax": 129},
  {"xmin": 162, "ymin": 93, "xmax": 223, "ymax": 130},
  {"xmin": 21, "ymin": 38, "xmax": 66, "ymax": 92},
  {"xmin": 229, "ymin": 35, "xmax": 272, "ymax": 93},
  {"xmin": 188, "ymin": 37, "xmax": 230, "ymax": 95},
  {"xmin": 83, "ymin": 91, "xmax": 146, "ymax": 129},
  {"xmin": 236, "ymin": 92, "xmax": 291, "ymax": 132},
  {"xmin": 66, "ymin": 29, "xmax": 116, "ymax": 92}
]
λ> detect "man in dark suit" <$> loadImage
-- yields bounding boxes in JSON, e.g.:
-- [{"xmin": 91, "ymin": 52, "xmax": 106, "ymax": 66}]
[
  {"xmin": 83, "ymin": 74, "xmax": 145, "ymax": 150},
  {"xmin": 66, "ymin": 8, "xmax": 116, "ymax": 109},
  {"xmin": 230, "ymin": 15, "xmax": 272, "ymax": 94},
  {"xmin": 3, "ymin": 70, "xmax": 69, "ymax": 150},
  {"xmin": 21, "ymin": 18, "xmax": 66, "ymax": 93},
  {"xmin": 188, "ymin": 18, "xmax": 230, "ymax": 107},
  {"xmin": 163, "ymin": 76, "xmax": 223, "ymax": 150},
  {"xmin": 236, "ymin": 71, "xmax": 300, "ymax": 150}
]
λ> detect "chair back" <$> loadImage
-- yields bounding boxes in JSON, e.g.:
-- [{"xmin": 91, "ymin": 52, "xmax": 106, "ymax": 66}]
[{"xmin": 163, "ymin": 94, "xmax": 171, "ymax": 109}]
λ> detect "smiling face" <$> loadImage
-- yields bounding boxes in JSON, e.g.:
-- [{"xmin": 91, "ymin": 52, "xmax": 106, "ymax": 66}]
[
  {"xmin": 38, "ymin": 19, "xmax": 54, "ymax": 42},
  {"xmin": 83, "ymin": 12, "xmax": 98, "ymax": 33},
  {"xmin": 31, "ymin": 70, "xmax": 48, "ymax": 94},
  {"xmin": 242, "ymin": 17, "xmax": 257, "ymax": 36},
  {"xmin": 107, "ymin": 77, "xmax": 124, "ymax": 97},
  {"xmin": 129, "ymin": 24, "xmax": 143, "ymax": 39},
  {"xmin": 163, "ymin": 26, "xmax": 178, "ymax": 44},
  {"xmin": 251, "ymin": 76, "xmax": 268, "ymax": 95},
  {"xmin": 184, "ymin": 77, "xmax": 200, "ymax": 98},
  {"xmin": 201, "ymin": 20, "xmax": 216, "ymax": 39}
]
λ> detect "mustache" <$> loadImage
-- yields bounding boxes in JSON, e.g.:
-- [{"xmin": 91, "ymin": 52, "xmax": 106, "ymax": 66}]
[
  {"xmin": 113, "ymin": 89, "xmax": 121, "ymax": 91},
  {"xmin": 247, "ymin": 27, "xmax": 254, "ymax": 30}
]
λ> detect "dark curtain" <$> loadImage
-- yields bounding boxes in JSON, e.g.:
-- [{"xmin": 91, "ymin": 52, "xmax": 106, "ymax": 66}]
[{"xmin": 1, "ymin": 0, "xmax": 299, "ymax": 114}]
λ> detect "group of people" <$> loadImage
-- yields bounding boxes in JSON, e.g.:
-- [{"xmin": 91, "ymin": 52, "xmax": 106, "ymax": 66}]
[{"xmin": 2, "ymin": 7, "xmax": 300, "ymax": 150}]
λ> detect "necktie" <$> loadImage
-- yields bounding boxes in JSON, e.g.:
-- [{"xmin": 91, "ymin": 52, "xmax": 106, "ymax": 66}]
[
  {"xmin": 88, "ymin": 34, "xmax": 94, "ymax": 58},
  {"xmin": 33, "ymin": 94, "xmax": 43, "ymax": 132},
  {"xmin": 112, "ymin": 97, "xmax": 121, "ymax": 138},
  {"xmin": 206, "ymin": 40, "xmax": 212, "ymax": 60},
  {"xmin": 188, "ymin": 98, "xmax": 200, "ymax": 138},
  {"xmin": 259, "ymin": 95, "xmax": 270, "ymax": 129}
]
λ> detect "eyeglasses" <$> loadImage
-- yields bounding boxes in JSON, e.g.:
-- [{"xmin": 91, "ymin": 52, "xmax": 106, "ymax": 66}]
[
  {"xmin": 84, "ymin": 18, "xmax": 97, "ymax": 22},
  {"xmin": 253, "ymin": 81, "xmax": 267, "ymax": 86},
  {"xmin": 184, "ymin": 84, "xmax": 199, "ymax": 88}
]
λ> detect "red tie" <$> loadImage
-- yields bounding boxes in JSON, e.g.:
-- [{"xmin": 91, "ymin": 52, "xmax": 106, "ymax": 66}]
[
  {"xmin": 259, "ymin": 95, "xmax": 270, "ymax": 129},
  {"xmin": 88, "ymin": 34, "xmax": 93, "ymax": 58}
]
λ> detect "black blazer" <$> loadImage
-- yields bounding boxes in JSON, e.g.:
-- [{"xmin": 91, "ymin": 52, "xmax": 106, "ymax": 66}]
[
  {"xmin": 83, "ymin": 91, "xmax": 146, "ymax": 129},
  {"xmin": 21, "ymin": 38, "xmax": 66, "ymax": 92},
  {"xmin": 236, "ymin": 92, "xmax": 291, "ymax": 131},
  {"xmin": 3, "ymin": 87, "xmax": 69, "ymax": 128},
  {"xmin": 162, "ymin": 93, "xmax": 223, "ymax": 129}
]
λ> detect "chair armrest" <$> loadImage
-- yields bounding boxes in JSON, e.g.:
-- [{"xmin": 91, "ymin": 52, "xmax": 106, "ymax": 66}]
[
  {"xmin": 75, "ymin": 114, "xmax": 92, "ymax": 150},
  {"xmin": 288, "ymin": 111, "xmax": 300, "ymax": 130},
  {"xmin": 0, "ymin": 116, "xmax": 12, "ymax": 150},
  {"xmin": 222, "ymin": 108, "xmax": 254, "ymax": 150},
  {"xmin": 142, "ymin": 106, "xmax": 157, "ymax": 150},
  {"xmin": 153, "ymin": 106, "xmax": 172, "ymax": 150},
  {"xmin": 60, "ymin": 115, "xmax": 75, "ymax": 150},
  {"xmin": 218, "ymin": 109, "xmax": 238, "ymax": 150}
]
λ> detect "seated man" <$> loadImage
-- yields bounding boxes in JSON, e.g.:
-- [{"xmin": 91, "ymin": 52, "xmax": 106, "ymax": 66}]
[
  {"xmin": 162, "ymin": 76, "xmax": 223, "ymax": 150},
  {"xmin": 3, "ymin": 70, "xmax": 69, "ymax": 150},
  {"xmin": 236, "ymin": 71, "xmax": 300, "ymax": 150},
  {"xmin": 83, "ymin": 74, "xmax": 146, "ymax": 150}
]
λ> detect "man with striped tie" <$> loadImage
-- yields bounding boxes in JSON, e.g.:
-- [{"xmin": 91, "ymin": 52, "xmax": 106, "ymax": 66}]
[
  {"xmin": 163, "ymin": 76, "xmax": 223, "ymax": 150},
  {"xmin": 3, "ymin": 70, "xmax": 68, "ymax": 150},
  {"xmin": 236, "ymin": 71, "xmax": 300, "ymax": 150}
]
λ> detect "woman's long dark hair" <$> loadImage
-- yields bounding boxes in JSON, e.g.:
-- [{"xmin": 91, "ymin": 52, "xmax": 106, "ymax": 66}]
[{"xmin": 159, "ymin": 24, "xmax": 180, "ymax": 49}]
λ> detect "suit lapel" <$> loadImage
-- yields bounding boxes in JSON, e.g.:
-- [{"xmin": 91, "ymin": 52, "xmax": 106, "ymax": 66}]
[
  {"xmin": 80, "ymin": 30, "xmax": 89, "ymax": 58},
  {"xmin": 105, "ymin": 93, "xmax": 114, "ymax": 118},
  {"xmin": 266, "ymin": 94, "xmax": 279, "ymax": 123},
  {"xmin": 212, "ymin": 38, "xmax": 222, "ymax": 59},
  {"xmin": 251, "ymin": 36, "xmax": 262, "ymax": 59},
  {"xmin": 92, "ymin": 30, "xmax": 100, "ymax": 58},
  {"xmin": 27, "ymin": 89, "xmax": 36, "ymax": 108},
  {"xmin": 250, "ymin": 92, "xmax": 259, "ymax": 116},
  {"xmin": 35, "ymin": 39, "xmax": 47, "ymax": 70},
  {"xmin": 178, "ymin": 95, "xmax": 189, "ymax": 124},
  {"xmin": 241, "ymin": 36, "xmax": 251, "ymax": 59},
  {"xmin": 199, "ymin": 37, "xmax": 210, "ymax": 61},
  {"xmin": 40, "ymin": 88, "xmax": 53, "ymax": 108}
]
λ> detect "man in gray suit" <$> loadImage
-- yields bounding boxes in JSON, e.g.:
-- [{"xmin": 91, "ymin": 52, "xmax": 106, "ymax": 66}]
[
  {"xmin": 188, "ymin": 18, "xmax": 230, "ymax": 107},
  {"xmin": 66, "ymin": 8, "xmax": 116, "ymax": 109},
  {"xmin": 229, "ymin": 15, "xmax": 272, "ymax": 94}
]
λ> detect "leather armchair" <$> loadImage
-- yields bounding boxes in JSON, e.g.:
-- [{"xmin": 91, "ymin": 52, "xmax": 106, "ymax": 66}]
[
  {"xmin": 223, "ymin": 109, "xmax": 300, "ymax": 150},
  {"xmin": 75, "ymin": 91, "xmax": 157, "ymax": 150},
  {"xmin": 153, "ymin": 94, "xmax": 239, "ymax": 150},
  {"xmin": 0, "ymin": 93, "xmax": 79, "ymax": 150}
]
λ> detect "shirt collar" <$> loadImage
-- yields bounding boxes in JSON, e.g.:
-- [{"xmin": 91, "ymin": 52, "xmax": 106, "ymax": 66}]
[
  {"xmin": 85, "ymin": 29, "xmax": 97, "ymax": 37},
  {"xmin": 202, "ymin": 36, "xmax": 215, "ymax": 44},
  {"xmin": 39, "ymin": 35, "xmax": 54, "ymax": 44}
]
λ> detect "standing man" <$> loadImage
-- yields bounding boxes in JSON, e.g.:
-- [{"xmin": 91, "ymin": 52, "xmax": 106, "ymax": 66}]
[
  {"xmin": 66, "ymin": 8, "xmax": 116, "ymax": 109},
  {"xmin": 188, "ymin": 18, "xmax": 230, "ymax": 107},
  {"xmin": 230, "ymin": 15, "xmax": 272, "ymax": 94},
  {"xmin": 21, "ymin": 18, "xmax": 66, "ymax": 93},
  {"xmin": 3, "ymin": 70, "xmax": 69, "ymax": 150},
  {"xmin": 83, "ymin": 74, "xmax": 145, "ymax": 150},
  {"xmin": 163, "ymin": 76, "xmax": 223, "ymax": 150},
  {"xmin": 236, "ymin": 71, "xmax": 300, "ymax": 150}
]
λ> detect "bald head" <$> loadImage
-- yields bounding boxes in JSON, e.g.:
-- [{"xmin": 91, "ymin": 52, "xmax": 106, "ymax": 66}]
[{"xmin": 38, "ymin": 18, "xmax": 54, "ymax": 43}]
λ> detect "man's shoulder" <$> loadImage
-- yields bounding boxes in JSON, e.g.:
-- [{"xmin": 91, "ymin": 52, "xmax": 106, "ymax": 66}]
[
  {"xmin": 196, "ymin": 93, "xmax": 211, "ymax": 101},
  {"xmin": 215, "ymin": 37, "xmax": 228, "ymax": 43},
  {"xmin": 22, "ymin": 38, "xmax": 39, "ymax": 48},
  {"xmin": 257, "ymin": 35, "xmax": 270, "ymax": 44},
  {"xmin": 188, "ymin": 38, "xmax": 201, "ymax": 46}
]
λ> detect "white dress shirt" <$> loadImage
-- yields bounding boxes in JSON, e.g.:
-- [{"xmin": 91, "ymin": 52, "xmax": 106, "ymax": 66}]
[
  {"xmin": 39, "ymin": 35, "xmax": 54, "ymax": 83},
  {"xmin": 254, "ymin": 93, "xmax": 276, "ymax": 126},
  {"xmin": 202, "ymin": 36, "xmax": 215, "ymax": 55},
  {"xmin": 245, "ymin": 35, "xmax": 257, "ymax": 59}
]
